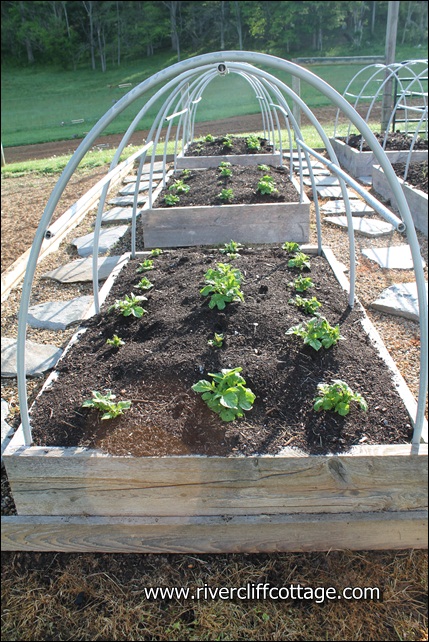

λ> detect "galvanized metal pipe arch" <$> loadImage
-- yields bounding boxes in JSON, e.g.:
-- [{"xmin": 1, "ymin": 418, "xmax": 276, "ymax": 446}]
[
  {"xmin": 17, "ymin": 50, "xmax": 427, "ymax": 448},
  {"xmin": 334, "ymin": 60, "xmax": 428, "ymax": 140}
]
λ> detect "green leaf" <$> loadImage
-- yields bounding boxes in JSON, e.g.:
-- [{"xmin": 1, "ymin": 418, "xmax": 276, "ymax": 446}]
[
  {"xmin": 220, "ymin": 391, "xmax": 239, "ymax": 409},
  {"xmin": 336, "ymin": 402, "xmax": 350, "ymax": 416},
  {"xmin": 358, "ymin": 398, "xmax": 368, "ymax": 412},
  {"xmin": 132, "ymin": 306, "xmax": 144, "ymax": 317},
  {"xmin": 192, "ymin": 380, "xmax": 213, "ymax": 392},
  {"xmin": 219, "ymin": 408, "xmax": 237, "ymax": 422},
  {"xmin": 313, "ymin": 398, "xmax": 324, "ymax": 412}
]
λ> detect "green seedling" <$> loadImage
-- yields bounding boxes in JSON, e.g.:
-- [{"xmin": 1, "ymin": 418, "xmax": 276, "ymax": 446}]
[
  {"xmin": 208, "ymin": 332, "xmax": 224, "ymax": 348},
  {"xmin": 219, "ymin": 166, "xmax": 232, "ymax": 177},
  {"xmin": 106, "ymin": 334, "xmax": 125, "ymax": 348},
  {"xmin": 257, "ymin": 174, "xmax": 278, "ymax": 195},
  {"xmin": 164, "ymin": 193, "xmax": 180, "ymax": 206},
  {"xmin": 288, "ymin": 252, "xmax": 311, "ymax": 271},
  {"xmin": 82, "ymin": 390, "xmax": 131, "ymax": 420},
  {"xmin": 257, "ymin": 164, "xmax": 270, "ymax": 172},
  {"xmin": 313, "ymin": 380, "xmax": 368, "ymax": 416},
  {"xmin": 200, "ymin": 263, "xmax": 244, "ymax": 310},
  {"xmin": 282, "ymin": 241, "xmax": 301, "ymax": 253},
  {"xmin": 222, "ymin": 134, "xmax": 233, "ymax": 148},
  {"xmin": 219, "ymin": 240, "xmax": 243, "ymax": 258},
  {"xmin": 109, "ymin": 293, "xmax": 147, "ymax": 318},
  {"xmin": 150, "ymin": 248, "xmax": 163, "ymax": 256},
  {"xmin": 181, "ymin": 169, "xmax": 191, "ymax": 179},
  {"xmin": 218, "ymin": 188, "xmax": 234, "ymax": 202},
  {"xmin": 286, "ymin": 316, "xmax": 342, "ymax": 351},
  {"xmin": 205, "ymin": 134, "xmax": 215, "ymax": 142},
  {"xmin": 289, "ymin": 295, "xmax": 322, "ymax": 315},
  {"xmin": 169, "ymin": 179, "xmax": 190, "ymax": 194},
  {"xmin": 192, "ymin": 367, "xmax": 255, "ymax": 422},
  {"xmin": 218, "ymin": 161, "xmax": 232, "ymax": 168},
  {"xmin": 290, "ymin": 275, "xmax": 314, "ymax": 292},
  {"xmin": 136, "ymin": 259, "xmax": 154, "ymax": 272},
  {"xmin": 246, "ymin": 134, "xmax": 260, "ymax": 150},
  {"xmin": 136, "ymin": 276, "xmax": 154, "ymax": 290}
]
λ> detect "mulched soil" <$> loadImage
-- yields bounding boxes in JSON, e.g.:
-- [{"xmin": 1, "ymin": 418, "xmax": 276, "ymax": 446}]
[
  {"xmin": 392, "ymin": 160, "xmax": 428, "ymax": 193},
  {"xmin": 29, "ymin": 247, "xmax": 412, "ymax": 457},
  {"xmin": 154, "ymin": 164, "xmax": 299, "ymax": 207},
  {"xmin": 341, "ymin": 131, "xmax": 428, "ymax": 152},
  {"xmin": 185, "ymin": 135, "xmax": 274, "ymax": 156}
]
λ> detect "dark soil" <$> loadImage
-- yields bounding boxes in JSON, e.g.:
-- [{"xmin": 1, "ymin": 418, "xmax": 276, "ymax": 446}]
[
  {"xmin": 392, "ymin": 160, "xmax": 428, "ymax": 193},
  {"xmin": 341, "ymin": 131, "xmax": 428, "ymax": 152},
  {"xmin": 154, "ymin": 164, "xmax": 299, "ymax": 207},
  {"xmin": 29, "ymin": 246, "xmax": 412, "ymax": 458},
  {"xmin": 185, "ymin": 135, "xmax": 274, "ymax": 157}
]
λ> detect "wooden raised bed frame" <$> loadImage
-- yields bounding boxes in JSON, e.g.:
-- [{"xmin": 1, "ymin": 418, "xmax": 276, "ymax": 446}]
[
  {"xmin": 372, "ymin": 164, "xmax": 428, "ymax": 236},
  {"xmin": 175, "ymin": 143, "xmax": 282, "ymax": 170},
  {"xmin": 142, "ymin": 171, "xmax": 310, "ymax": 247},
  {"xmin": 2, "ymin": 247, "xmax": 427, "ymax": 553},
  {"xmin": 329, "ymin": 137, "xmax": 428, "ymax": 179}
]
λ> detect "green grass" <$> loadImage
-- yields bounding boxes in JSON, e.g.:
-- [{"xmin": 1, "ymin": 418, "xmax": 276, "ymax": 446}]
[{"xmin": 2, "ymin": 45, "xmax": 427, "ymax": 148}]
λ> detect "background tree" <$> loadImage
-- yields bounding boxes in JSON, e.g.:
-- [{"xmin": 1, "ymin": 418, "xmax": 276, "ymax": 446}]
[{"xmin": 1, "ymin": 1, "xmax": 427, "ymax": 69}]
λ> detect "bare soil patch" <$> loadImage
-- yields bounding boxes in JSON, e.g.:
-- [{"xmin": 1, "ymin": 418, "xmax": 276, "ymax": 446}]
[
  {"xmin": 341, "ymin": 131, "xmax": 428, "ymax": 152},
  {"xmin": 392, "ymin": 160, "xmax": 428, "ymax": 193}
]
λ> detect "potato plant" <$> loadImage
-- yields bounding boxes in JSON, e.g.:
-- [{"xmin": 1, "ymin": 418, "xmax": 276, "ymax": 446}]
[
  {"xmin": 208, "ymin": 332, "xmax": 224, "ymax": 348},
  {"xmin": 246, "ymin": 134, "xmax": 260, "ymax": 150},
  {"xmin": 313, "ymin": 380, "xmax": 368, "ymax": 416},
  {"xmin": 82, "ymin": 390, "xmax": 131, "ymax": 420},
  {"xmin": 106, "ymin": 334, "xmax": 125, "ymax": 348},
  {"xmin": 289, "ymin": 275, "xmax": 314, "ymax": 292},
  {"xmin": 192, "ymin": 367, "xmax": 255, "ymax": 422},
  {"xmin": 286, "ymin": 316, "xmax": 342, "ymax": 351},
  {"xmin": 288, "ymin": 252, "xmax": 311, "ymax": 271},
  {"xmin": 109, "ymin": 293, "xmax": 147, "ymax": 318},
  {"xmin": 219, "ymin": 240, "xmax": 243, "ymax": 258},
  {"xmin": 200, "ymin": 263, "xmax": 244, "ymax": 310},
  {"xmin": 257, "ymin": 174, "xmax": 278, "ymax": 195},
  {"xmin": 218, "ymin": 188, "xmax": 234, "ymax": 202},
  {"xmin": 289, "ymin": 295, "xmax": 322, "ymax": 315}
]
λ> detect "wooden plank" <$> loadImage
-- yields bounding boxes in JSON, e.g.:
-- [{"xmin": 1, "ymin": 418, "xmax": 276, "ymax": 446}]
[
  {"xmin": 2, "ymin": 511, "xmax": 427, "ymax": 553},
  {"xmin": 142, "ymin": 201, "xmax": 310, "ymax": 247},
  {"xmin": 142, "ymin": 174, "xmax": 310, "ymax": 247},
  {"xmin": 176, "ymin": 151, "xmax": 282, "ymax": 169},
  {"xmin": 5, "ymin": 446, "xmax": 427, "ymax": 517}
]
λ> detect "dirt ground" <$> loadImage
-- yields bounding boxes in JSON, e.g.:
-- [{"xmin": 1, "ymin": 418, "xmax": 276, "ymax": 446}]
[
  {"xmin": 2, "ymin": 106, "xmax": 364, "ymax": 164},
  {"xmin": 3, "ymin": 113, "xmax": 273, "ymax": 164}
]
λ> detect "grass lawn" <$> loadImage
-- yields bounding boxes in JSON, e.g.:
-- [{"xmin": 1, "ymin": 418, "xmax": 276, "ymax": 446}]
[{"xmin": 2, "ymin": 47, "xmax": 427, "ymax": 148}]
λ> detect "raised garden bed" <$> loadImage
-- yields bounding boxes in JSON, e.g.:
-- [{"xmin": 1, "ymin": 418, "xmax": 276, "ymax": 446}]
[
  {"xmin": 2, "ymin": 245, "xmax": 427, "ymax": 553},
  {"xmin": 142, "ymin": 165, "xmax": 310, "ymax": 247},
  {"xmin": 176, "ymin": 135, "xmax": 281, "ymax": 169},
  {"xmin": 329, "ymin": 132, "xmax": 428, "ymax": 178},
  {"xmin": 372, "ymin": 160, "xmax": 428, "ymax": 235}
]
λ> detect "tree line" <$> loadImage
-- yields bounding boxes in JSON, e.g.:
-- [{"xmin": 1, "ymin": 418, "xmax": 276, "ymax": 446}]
[{"xmin": 1, "ymin": 1, "xmax": 427, "ymax": 71}]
